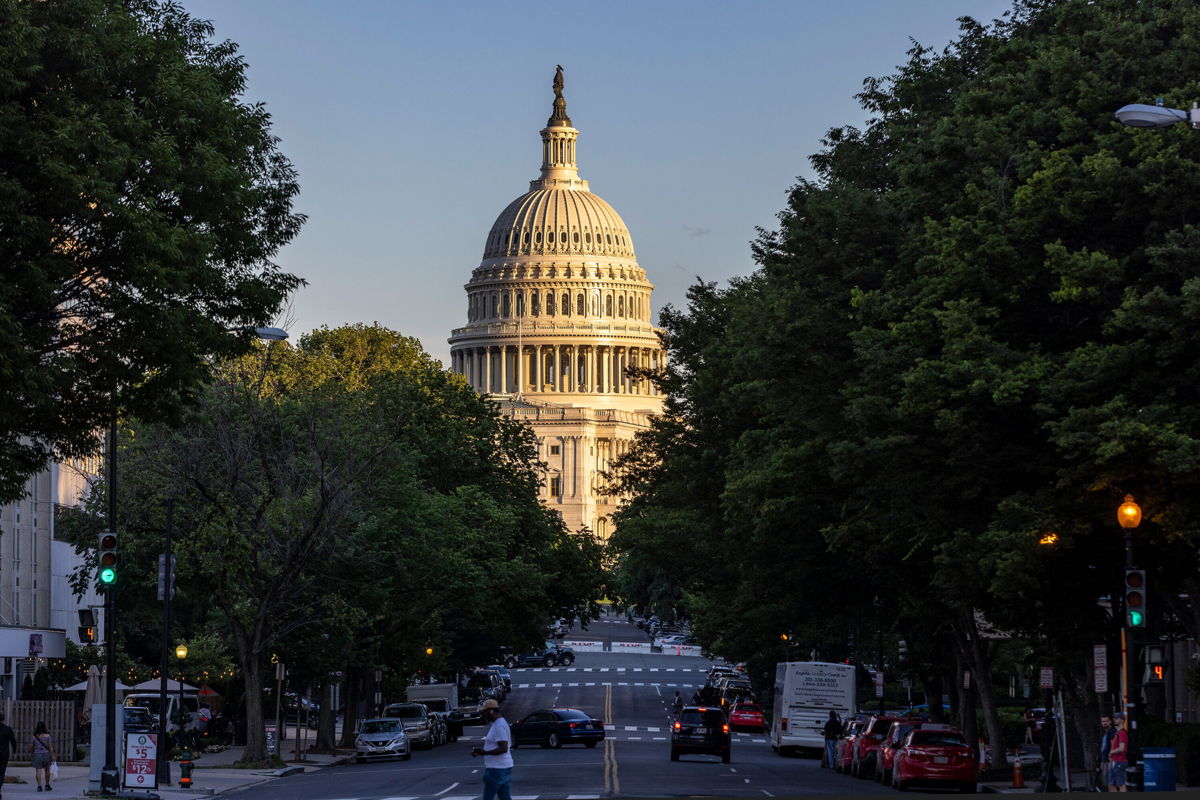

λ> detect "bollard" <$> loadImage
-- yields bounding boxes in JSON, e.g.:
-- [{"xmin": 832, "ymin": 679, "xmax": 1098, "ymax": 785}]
[
  {"xmin": 179, "ymin": 750, "xmax": 194, "ymax": 788},
  {"xmin": 1011, "ymin": 753, "xmax": 1025, "ymax": 789}
]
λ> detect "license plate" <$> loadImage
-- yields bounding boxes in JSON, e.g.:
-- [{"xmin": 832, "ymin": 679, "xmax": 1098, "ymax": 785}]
[
  {"xmin": 696, "ymin": 727, "xmax": 708, "ymax": 734},
  {"xmin": 934, "ymin": 756, "xmax": 949, "ymax": 764}
]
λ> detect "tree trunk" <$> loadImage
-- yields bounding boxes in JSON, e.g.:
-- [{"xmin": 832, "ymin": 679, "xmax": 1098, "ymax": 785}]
[
  {"xmin": 338, "ymin": 667, "xmax": 361, "ymax": 748},
  {"xmin": 314, "ymin": 679, "xmax": 337, "ymax": 751},
  {"xmin": 953, "ymin": 647, "xmax": 979, "ymax": 754},
  {"xmin": 1064, "ymin": 664, "xmax": 1102, "ymax": 780},
  {"xmin": 921, "ymin": 673, "xmax": 946, "ymax": 722},
  {"xmin": 241, "ymin": 656, "xmax": 267, "ymax": 762},
  {"xmin": 964, "ymin": 613, "xmax": 1006, "ymax": 768}
]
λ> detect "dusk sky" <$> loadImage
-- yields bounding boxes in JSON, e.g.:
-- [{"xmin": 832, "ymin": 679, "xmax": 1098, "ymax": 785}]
[{"xmin": 181, "ymin": 0, "xmax": 1017, "ymax": 364}]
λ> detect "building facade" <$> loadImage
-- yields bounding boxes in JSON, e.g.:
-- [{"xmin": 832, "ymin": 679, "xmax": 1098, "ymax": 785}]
[{"xmin": 448, "ymin": 73, "xmax": 664, "ymax": 539}]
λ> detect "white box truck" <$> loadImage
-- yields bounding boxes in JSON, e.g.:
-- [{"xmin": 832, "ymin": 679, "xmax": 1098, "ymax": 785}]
[
  {"xmin": 771, "ymin": 661, "xmax": 856, "ymax": 755},
  {"xmin": 404, "ymin": 683, "xmax": 462, "ymax": 740}
]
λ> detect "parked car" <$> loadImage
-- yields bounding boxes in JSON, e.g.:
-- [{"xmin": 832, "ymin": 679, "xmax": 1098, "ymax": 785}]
[
  {"xmin": 486, "ymin": 664, "xmax": 513, "ymax": 692},
  {"xmin": 457, "ymin": 673, "xmax": 503, "ymax": 724},
  {"xmin": 876, "ymin": 719, "xmax": 926, "ymax": 784},
  {"xmin": 382, "ymin": 702, "xmax": 437, "ymax": 750},
  {"xmin": 892, "ymin": 726, "xmax": 976, "ymax": 792},
  {"xmin": 852, "ymin": 715, "xmax": 908, "ymax": 778},
  {"xmin": 548, "ymin": 619, "xmax": 571, "ymax": 639},
  {"xmin": 355, "ymin": 718, "xmax": 411, "ymax": 762},
  {"xmin": 511, "ymin": 708, "xmax": 605, "ymax": 749},
  {"xmin": 671, "ymin": 706, "xmax": 731, "ymax": 763},
  {"xmin": 728, "ymin": 701, "xmax": 765, "ymax": 732},
  {"xmin": 834, "ymin": 718, "xmax": 868, "ymax": 773},
  {"xmin": 505, "ymin": 642, "xmax": 576, "ymax": 668},
  {"xmin": 414, "ymin": 703, "xmax": 450, "ymax": 745}
]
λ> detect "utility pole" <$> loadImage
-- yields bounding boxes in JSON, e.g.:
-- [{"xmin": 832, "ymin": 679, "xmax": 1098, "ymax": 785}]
[
  {"xmin": 158, "ymin": 498, "xmax": 174, "ymax": 785},
  {"xmin": 101, "ymin": 415, "xmax": 118, "ymax": 794}
]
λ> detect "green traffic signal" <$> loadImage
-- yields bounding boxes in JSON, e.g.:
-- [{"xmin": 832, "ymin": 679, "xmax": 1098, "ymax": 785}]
[
  {"xmin": 100, "ymin": 567, "xmax": 116, "ymax": 584},
  {"xmin": 1128, "ymin": 609, "xmax": 1146, "ymax": 628}
]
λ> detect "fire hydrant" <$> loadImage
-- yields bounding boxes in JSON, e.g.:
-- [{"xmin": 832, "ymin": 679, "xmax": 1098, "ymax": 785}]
[{"xmin": 179, "ymin": 750, "xmax": 195, "ymax": 788}]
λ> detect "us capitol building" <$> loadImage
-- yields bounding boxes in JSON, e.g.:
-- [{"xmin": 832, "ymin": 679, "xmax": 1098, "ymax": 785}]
[{"xmin": 448, "ymin": 69, "xmax": 664, "ymax": 540}]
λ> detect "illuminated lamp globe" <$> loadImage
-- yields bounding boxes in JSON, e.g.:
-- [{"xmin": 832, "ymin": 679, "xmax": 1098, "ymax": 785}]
[{"xmin": 1118, "ymin": 495, "xmax": 1142, "ymax": 529}]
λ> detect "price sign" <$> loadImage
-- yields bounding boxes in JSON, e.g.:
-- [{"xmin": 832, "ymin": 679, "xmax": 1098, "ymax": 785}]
[
  {"xmin": 123, "ymin": 732, "xmax": 158, "ymax": 789},
  {"xmin": 1039, "ymin": 666, "xmax": 1054, "ymax": 689},
  {"xmin": 265, "ymin": 723, "xmax": 279, "ymax": 756}
]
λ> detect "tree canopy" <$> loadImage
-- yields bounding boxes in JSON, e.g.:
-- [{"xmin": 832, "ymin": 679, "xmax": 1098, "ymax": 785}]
[
  {"xmin": 0, "ymin": 0, "xmax": 303, "ymax": 501},
  {"xmin": 610, "ymin": 0, "xmax": 1200, "ymax": 763}
]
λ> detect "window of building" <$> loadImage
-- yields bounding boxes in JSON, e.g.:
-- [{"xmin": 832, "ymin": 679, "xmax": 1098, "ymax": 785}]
[
  {"xmin": 547, "ymin": 293, "xmax": 555, "ymax": 315},
  {"xmin": 561, "ymin": 293, "xmax": 569, "ymax": 316},
  {"xmin": 605, "ymin": 296, "xmax": 613, "ymax": 316},
  {"xmin": 585, "ymin": 232, "xmax": 592, "ymax": 244},
  {"xmin": 501, "ymin": 294, "xmax": 511, "ymax": 317},
  {"xmin": 550, "ymin": 444, "xmax": 560, "ymax": 455},
  {"xmin": 547, "ymin": 231, "xmax": 554, "ymax": 244},
  {"xmin": 531, "ymin": 294, "xmax": 540, "ymax": 316},
  {"xmin": 576, "ymin": 294, "xmax": 584, "ymax": 315},
  {"xmin": 549, "ymin": 476, "xmax": 562, "ymax": 497},
  {"xmin": 574, "ymin": 232, "xmax": 580, "ymax": 244},
  {"xmin": 618, "ymin": 296, "xmax": 625, "ymax": 317}
]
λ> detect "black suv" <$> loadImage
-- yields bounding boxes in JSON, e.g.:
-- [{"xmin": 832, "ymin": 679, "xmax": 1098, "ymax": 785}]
[
  {"xmin": 670, "ymin": 706, "xmax": 731, "ymax": 763},
  {"xmin": 505, "ymin": 642, "xmax": 576, "ymax": 668}
]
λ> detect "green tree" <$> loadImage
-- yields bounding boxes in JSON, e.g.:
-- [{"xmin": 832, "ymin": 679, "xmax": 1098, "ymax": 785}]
[
  {"xmin": 612, "ymin": 0, "xmax": 1200, "ymax": 768},
  {"xmin": 0, "ymin": 0, "xmax": 303, "ymax": 502}
]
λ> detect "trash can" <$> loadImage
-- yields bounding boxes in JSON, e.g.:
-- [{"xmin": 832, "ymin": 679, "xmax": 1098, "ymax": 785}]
[{"xmin": 1142, "ymin": 748, "xmax": 1177, "ymax": 792}]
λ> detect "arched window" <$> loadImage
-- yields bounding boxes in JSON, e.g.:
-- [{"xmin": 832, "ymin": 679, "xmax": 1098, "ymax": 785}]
[
  {"xmin": 545, "ymin": 353, "xmax": 555, "ymax": 382},
  {"xmin": 502, "ymin": 294, "xmax": 511, "ymax": 317},
  {"xmin": 618, "ymin": 296, "xmax": 625, "ymax": 317},
  {"xmin": 561, "ymin": 293, "xmax": 570, "ymax": 316},
  {"xmin": 591, "ymin": 293, "xmax": 598, "ymax": 315},
  {"xmin": 576, "ymin": 294, "xmax": 584, "ymax": 315},
  {"xmin": 535, "ymin": 231, "xmax": 542, "ymax": 244},
  {"xmin": 531, "ymin": 293, "xmax": 540, "ymax": 316},
  {"xmin": 605, "ymin": 295, "xmax": 613, "ymax": 316},
  {"xmin": 577, "ymin": 354, "xmax": 586, "ymax": 385},
  {"xmin": 573, "ymin": 231, "xmax": 580, "ymax": 244},
  {"xmin": 516, "ymin": 293, "xmax": 524, "ymax": 316},
  {"xmin": 523, "ymin": 231, "xmax": 530, "ymax": 245},
  {"xmin": 547, "ymin": 231, "xmax": 555, "ymax": 244},
  {"xmin": 546, "ymin": 293, "xmax": 555, "ymax": 316},
  {"xmin": 606, "ymin": 234, "xmax": 612, "ymax": 244},
  {"xmin": 585, "ymin": 232, "xmax": 592, "ymax": 244}
]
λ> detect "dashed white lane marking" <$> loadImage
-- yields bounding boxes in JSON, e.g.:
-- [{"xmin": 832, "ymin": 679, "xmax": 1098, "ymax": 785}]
[
  {"xmin": 433, "ymin": 783, "xmax": 460, "ymax": 796},
  {"xmin": 566, "ymin": 796, "xmax": 601, "ymax": 799},
  {"xmin": 624, "ymin": 726, "xmax": 637, "ymax": 731}
]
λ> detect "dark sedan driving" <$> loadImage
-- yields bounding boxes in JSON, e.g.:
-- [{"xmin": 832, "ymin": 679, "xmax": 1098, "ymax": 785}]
[{"xmin": 511, "ymin": 708, "xmax": 605, "ymax": 748}]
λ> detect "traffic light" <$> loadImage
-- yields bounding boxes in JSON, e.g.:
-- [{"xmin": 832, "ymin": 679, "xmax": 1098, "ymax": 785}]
[
  {"xmin": 78, "ymin": 626, "xmax": 96, "ymax": 643},
  {"xmin": 77, "ymin": 609, "xmax": 96, "ymax": 643},
  {"xmin": 1148, "ymin": 664, "xmax": 1166, "ymax": 683},
  {"xmin": 1125, "ymin": 569, "xmax": 1147, "ymax": 628},
  {"xmin": 98, "ymin": 531, "xmax": 118, "ymax": 584}
]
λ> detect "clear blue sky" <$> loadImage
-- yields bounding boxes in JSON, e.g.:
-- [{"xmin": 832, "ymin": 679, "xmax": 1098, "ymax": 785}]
[{"xmin": 181, "ymin": 0, "xmax": 1016, "ymax": 364}]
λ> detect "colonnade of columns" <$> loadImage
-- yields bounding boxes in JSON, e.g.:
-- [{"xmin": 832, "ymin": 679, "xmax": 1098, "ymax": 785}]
[{"xmin": 452, "ymin": 343, "xmax": 664, "ymax": 396}]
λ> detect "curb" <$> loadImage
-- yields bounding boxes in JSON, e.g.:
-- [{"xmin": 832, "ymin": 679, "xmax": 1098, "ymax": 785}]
[{"xmin": 271, "ymin": 765, "xmax": 305, "ymax": 777}]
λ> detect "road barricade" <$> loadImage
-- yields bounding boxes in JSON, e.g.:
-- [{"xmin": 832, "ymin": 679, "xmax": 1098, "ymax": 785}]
[
  {"xmin": 612, "ymin": 641, "xmax": 653, "ymax": 653},
  {"xmin": 563, "ymin": 639, "xmax": 605, "ymax": 653},
  {"xmin": 664, "ymin": 644, "xmax": 703, "ymax": 657}
]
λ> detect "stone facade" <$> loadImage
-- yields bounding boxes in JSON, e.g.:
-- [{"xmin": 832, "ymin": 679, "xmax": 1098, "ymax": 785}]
[{"xmin": 449, "ymin": 74, "xmax": 664, "ymax": 540}]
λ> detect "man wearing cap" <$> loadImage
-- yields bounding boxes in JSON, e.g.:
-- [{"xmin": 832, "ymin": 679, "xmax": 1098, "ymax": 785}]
[
  {"xmin": 471, "ymin": 698, "xmax": 513, "ymax": 800},
  {"xmin": 1108, "ymin": 713, "xmax": 1129, "ymax": 792}
]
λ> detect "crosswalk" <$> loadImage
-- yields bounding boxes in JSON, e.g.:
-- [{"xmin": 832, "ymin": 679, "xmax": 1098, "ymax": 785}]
[
  {"xmin": 329, "ymin": 796, "xmax": 601, "ymax": 800},
  {"xmin": 515, "ymin": 681, "xmax": 697, "ymax": 689}
]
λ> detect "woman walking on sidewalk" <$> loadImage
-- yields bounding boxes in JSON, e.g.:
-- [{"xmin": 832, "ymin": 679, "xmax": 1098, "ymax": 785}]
[{"xmin": 29, "ymin": 720, "xmax": 55, "ymax": 791}]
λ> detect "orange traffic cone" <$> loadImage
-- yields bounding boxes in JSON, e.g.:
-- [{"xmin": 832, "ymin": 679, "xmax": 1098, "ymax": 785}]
[{"xmin": 1011, "ymin": 753, "xmax": 1025, "ymax": 789}]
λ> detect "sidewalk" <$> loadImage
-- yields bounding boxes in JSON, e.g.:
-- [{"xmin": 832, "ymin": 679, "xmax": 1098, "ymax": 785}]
[{"xmin": 7, "ymin": 742, "xmax": 353, "ymax": 799}]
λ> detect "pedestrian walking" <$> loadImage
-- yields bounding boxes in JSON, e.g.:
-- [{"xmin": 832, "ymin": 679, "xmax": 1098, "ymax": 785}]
[
  {"xmin": 470, "ymin": 698, "xmax": 512, "ymax": 800},
  {"xmin": 29, "ymin": 720, "xmax": 55, "ymax": 792},
  {"xmin": 1095, "ymin": 714, "xmax": 1115, "ymax": 792},
  {"xmin": 672, "ymin": 691, "xmax": 684, "ymax": 717},
  {"xmin": 822, "ymin": 710, "xmax": 842, "ymax": 768},
  {"xmin": 1108, "ymin": 713, "xmax": 1129, "ymax": 792},
  {"xmin": 0, "ymin": 711, "xmax": 17, "ymax": 798}
]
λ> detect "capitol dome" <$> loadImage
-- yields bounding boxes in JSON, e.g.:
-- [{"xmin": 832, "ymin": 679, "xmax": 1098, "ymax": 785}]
[{"xmin": 483, "ymin": 188, "xmax": 635, "ymax": 261}]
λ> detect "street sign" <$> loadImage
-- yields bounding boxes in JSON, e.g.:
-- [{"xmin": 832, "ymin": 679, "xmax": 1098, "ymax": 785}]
[
  {"xmin": 123, "ymin": 732, "xmax": 158, "ymax": 789},
  {"xmin": 962, "ymin": 670, "xmax": 971, "ymax": 690},
  {"xmin": 874, "ymin": 671, "xmax": 884, "ymax": 698},
  {"xmin": 1039, "ymin": 667, "xmax": 1053, "ymax": 689},
  {"xmin": 1095, "ymin": 666, "xmax": 1108, "ymax": 693},
  {"xmin": 1094, "ymin": 645, "xmax": 1107, "ymax": 669},
  {"xmin": 265, "ymin": 723, "xmax": 279, "ymax": 756}
]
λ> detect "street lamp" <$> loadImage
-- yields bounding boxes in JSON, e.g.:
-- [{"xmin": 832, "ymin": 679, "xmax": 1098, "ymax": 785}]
[
  {"xmin": 1117, "ymin": 495, "xmax": 1142, "ymax": 725},
  {"xmin": 176, "ymin": 644, "xmax": 188, "ymax": 750},
  {"xmin": 1114, "ymin": 102, "xmax": 1199, "ymax": 129}
]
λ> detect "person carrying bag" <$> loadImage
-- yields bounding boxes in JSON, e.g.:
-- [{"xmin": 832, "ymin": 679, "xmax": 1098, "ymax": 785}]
[{"xmin": 30, "ymin": 720, "xmax": 55, "ymax": 791}]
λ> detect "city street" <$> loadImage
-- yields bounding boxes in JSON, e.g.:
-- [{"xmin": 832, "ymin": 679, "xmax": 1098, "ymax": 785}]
[{"xmin": 228, "ymin": 616, "xmax": 898, "ymax": 799}]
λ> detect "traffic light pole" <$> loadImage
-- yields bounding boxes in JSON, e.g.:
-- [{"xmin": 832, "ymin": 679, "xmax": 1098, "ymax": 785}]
[
  {"xmin": 159, "ymin": 498, "xmax": 173, "ymax": 786},
  {"xmin": 102, "ymin": 415, "xmax": 118, "ymax": 794},
  {"xmin": 1123, "ymin": 529, "xmax": 1135, "ymax": 731}
]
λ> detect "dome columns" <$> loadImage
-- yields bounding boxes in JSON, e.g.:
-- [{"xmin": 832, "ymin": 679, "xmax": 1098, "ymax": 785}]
[{"xmin": 452, "ymin": 342, "xmax": 663, "ymax": 398}]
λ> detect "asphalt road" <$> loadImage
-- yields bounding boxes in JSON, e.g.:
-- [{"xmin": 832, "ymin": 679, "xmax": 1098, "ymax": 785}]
[{"xmin": 229, "ymin": 615, "xmax": 899, "ymax": 799}]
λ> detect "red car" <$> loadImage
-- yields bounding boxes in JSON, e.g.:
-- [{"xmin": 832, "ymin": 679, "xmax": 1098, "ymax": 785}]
[
  {"xmin": 727, "ymin": 701, "xmax": 765, "ymax": 732},
  {"xmin": 876, "ymin": 720, "xmax": 926, "ymax": 784},
  {"xmin": 853, "ymin": 715, "xmax": 908, "ymax": 779},
  {"xmin": 834, "ymin": 719, "xmax": 866, "ymax": 773},
  {"xmin": 892, "ymin": 727, "xmax": 976, "ymax": 792}
]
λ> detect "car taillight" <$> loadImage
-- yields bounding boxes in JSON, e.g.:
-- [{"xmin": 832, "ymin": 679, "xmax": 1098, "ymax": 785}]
[
  {"xmin": 569, "ymin": 722, "xmax": 578, "ymax": 728},
  {"xmin": 673, "ymin": 721, "xmax": 681, "ymax": 731},
  {"xmin": 722, "ymin": 724, "xmax": 729, "ymax": 734}
]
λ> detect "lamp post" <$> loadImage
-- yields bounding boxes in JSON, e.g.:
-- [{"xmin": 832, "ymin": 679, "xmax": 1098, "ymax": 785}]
[
  {"xmin": 101, "ymin": 413, "xmax": 119, "ymax": 794},
  {"xmin": 1117, "ymin": 495, "xmax": 1142, "ymax": 723},
  {"xmin": 176, "ymin": 643, "xmax": 188, "ymax": 750}
]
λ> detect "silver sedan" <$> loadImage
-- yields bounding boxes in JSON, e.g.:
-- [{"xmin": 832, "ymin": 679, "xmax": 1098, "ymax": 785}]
[{"xmin": 355, "ymin": 718, "xmax": 412, "ymax": 762}]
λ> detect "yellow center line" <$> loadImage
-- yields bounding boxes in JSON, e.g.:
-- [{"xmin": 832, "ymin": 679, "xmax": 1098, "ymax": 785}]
[{"xmin": 603, "ymin": 684, "xmax": 619, "ymax": 794}]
